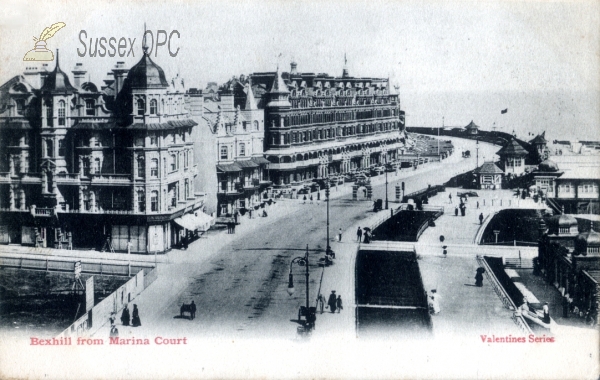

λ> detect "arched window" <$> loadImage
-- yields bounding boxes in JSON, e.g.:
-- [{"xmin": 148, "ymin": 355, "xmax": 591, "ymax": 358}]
[
  {"xmin": 161, "ymin": 99, "xmax": 165, "ymax": 114},
  {"xmin": 150, "ymin": 99, "xmax": 157, "ymax": 115},
  {"xmin": 85, "ymin": 99, "xmax": 95, "ymax": 116},
  {"xmin": 150, "ymin": 158, "xmax": 158, "ymax": 177},
  {"xmin": 254, "ymin": 120, "xmax": 259, "ymax": 131},
  {"xmin": 46, "ymin": 99, "xmax": 53, "ymax": 127},
  {"xmin": 137, "ymin": 98, "xmax": 145, "ymax": 115},
  {"xmin": 58, "ymin": 139, "xmax": 65, "ymax": 156},
  {"xmin": 170, "ymin": 154, "xmax": 177, "ymax": 171},
  {"xmin": 137, "ymin": 155, "xmax": 145, "ymax": 178},
  {"xmin": 137, "ymin": 190, "xmax": 145, "ymax": 212},
  {"xmin": 185, "ymin": 179, "xmax": 189, "ymax": 199},
  {"xmin": 239, "ymin": 143, "xmax": 246, "ymax": 157},
  {"xmin": 150, "ymin": 191, "xmax": 158, "ymax": 212},
  {"xmin": 58, "ymin": 100, "xmax": 66, "ymax": 126}
]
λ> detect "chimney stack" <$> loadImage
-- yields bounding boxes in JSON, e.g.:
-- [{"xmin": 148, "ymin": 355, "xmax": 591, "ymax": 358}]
[
  {"xmin": 72, "ymin": 63, "xmax": 86, "ymax": 88},
  {"xmin": 186, "ymin": 88, "xmax": 204, "ymax": 117},
  {"xmin": 112, "ymin": 61, "xmax": 128, "ymax": 96},
  {"xmin": 290, "ymin": 61, "xmax": 298, "ymax": 75}
]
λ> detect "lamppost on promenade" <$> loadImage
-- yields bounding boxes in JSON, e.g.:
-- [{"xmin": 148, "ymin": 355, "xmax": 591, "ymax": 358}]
[
  {"xmin": 384, "ymin": 152, "xmax": 389, "ymax": 210},
  {"xmin": 325, "ymin": 181, "xmax": 331, "ymax": 254},
  {"xmin": 287, "ymin": 244, "xmax": 314, "ymax": 331}
]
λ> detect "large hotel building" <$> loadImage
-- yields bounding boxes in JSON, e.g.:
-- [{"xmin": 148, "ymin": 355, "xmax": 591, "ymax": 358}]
[{"xmin": 246, "ymin": 61, "xmax": 405, "ymax": 186}]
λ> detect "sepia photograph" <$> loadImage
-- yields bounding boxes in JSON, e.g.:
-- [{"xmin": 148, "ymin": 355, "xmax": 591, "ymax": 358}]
[{"xmin": 0, "ymin": 0, "xmax": 598, "ymax": 378}]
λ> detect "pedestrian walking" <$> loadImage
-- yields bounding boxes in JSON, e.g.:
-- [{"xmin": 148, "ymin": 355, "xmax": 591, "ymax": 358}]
[
  {"xmin": 303, "ymin": 195, "xmax": 307, "ymax": 204},
  {"xmin": 357, "ymin": 227, "xmax": 363, "ymax": 242},
  {"xmin": 109, "ymin": 312, "xmax": 116, "ymax": 326},
  {"xmin": 327, "ymin": 291, "xmax": 337, "ymax": 313},
  {"xmin": 454, "ymin": 206, "xmax": 459, "ymax": 216},
  {"xmin": 310, "ymin": 195, "xmax": 313, "ymax": 204},
  {"xmin": 120, "ymin": 305, "xmax": 130, "ymax": 326},
  {"xmin": 449, "ymin": 193, "xmax": 452, "ymax": 204},
  {"xmin": 190, "ymin": 301, "xmax": 197, "ymax": 320},
  {"xmin": 442, "ymin": 246, "xmax": 447, "ymax": 258},
  {"xmin": 131, "ymin": 304, "xmax": 141, "ymax": 327},
  {"xmin": 109, "ymin": 324, "xmax": 119, "ymax": 338},
  {"xmin": 336, "ymin": 295, "xmax": 343, "ymax": 313},
  {"xmin": 317, "ymin": 294, "xmax": 325, "ymax": 314},
  {"xmin": 476, "ymin": 201, "xmax": 479, "ymax": 209},
  {"xmin": 479, "ymin": 213, "xmax": 484, "ymax": 225},
  {"xmin": 338, "ymin": 228, "xmax": 343, "ymax": 242}
]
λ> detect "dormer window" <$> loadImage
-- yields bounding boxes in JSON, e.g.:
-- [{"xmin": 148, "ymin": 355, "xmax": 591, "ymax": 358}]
[
  {"xmin": 137, "ymin": 99, "xmax": 145, "ymax": 116},
  {"xmin": 58, "ymin": 100, "xmax": 66, "ymax": 126},
  {"xmin": 150, "ymin": 99, "xmax": 157, "ymax": 115},
  {"xmin": 85, "ymin": 99, "xmax": 95, "ymax": 116}
]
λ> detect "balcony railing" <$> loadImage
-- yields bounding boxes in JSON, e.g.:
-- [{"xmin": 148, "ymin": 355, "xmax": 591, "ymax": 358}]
[{"xmin": 90, "ymin": 173, "xmax": 131, "ymax": 184}]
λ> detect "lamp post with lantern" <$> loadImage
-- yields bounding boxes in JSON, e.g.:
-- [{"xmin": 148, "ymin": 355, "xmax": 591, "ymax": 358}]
[{"xmin": 287, "ymin": 244, "xmax": 315, "ymax": 333}]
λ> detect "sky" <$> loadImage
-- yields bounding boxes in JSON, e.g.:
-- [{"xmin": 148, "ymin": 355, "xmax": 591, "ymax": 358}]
[{"xmin": 0, "ymin": 0, "xmax": 598, "ymax": 140}]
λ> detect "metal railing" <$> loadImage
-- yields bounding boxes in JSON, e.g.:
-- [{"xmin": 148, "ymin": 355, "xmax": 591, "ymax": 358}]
[{"xmin": 476, "ymin": 255, "xmax": 532, "ymax": 334}]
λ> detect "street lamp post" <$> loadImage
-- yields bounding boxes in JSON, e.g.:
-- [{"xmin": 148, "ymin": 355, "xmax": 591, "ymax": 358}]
[
  {"xmin": 287, "ymin": 244, "xmax": 313, "ymax": 332},
  {"xmin": 325, "ymin": 182, "xmax": 331, "ymax": 254},
  {"xmin": 384, "ymin": 153, "xmax": 389, "ymax": 210}
]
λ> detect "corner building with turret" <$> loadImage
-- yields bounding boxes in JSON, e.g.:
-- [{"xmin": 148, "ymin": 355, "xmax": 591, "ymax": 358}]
[
  {"xmin": 246, "ymin": 61, "xmax": 406, "ymax": 186},
  {"xmin": 0, "ymin": 50, "xmax": 210, "ymax": 253}
]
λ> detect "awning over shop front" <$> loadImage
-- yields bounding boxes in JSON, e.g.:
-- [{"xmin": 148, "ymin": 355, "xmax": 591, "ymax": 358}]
[
  {"xmin": 217, "ymin": 163, "xmax": 242, "ymax": 172},
  {"xmin": 251, "ymin": 157, "xmax": 271, "ymax": 165},
  {"xmin": 174, "ymin": 211, "xmax": 215, "ymax": 231},
  {"xmin": 235, "ymin": 160, "xmax": 259, "ymax": 168}
]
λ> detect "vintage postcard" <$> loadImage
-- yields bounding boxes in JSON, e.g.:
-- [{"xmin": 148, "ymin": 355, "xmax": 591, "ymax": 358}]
[{"xmin": 0, "ymin": 0, "xmax": 598, "ymax": 379}]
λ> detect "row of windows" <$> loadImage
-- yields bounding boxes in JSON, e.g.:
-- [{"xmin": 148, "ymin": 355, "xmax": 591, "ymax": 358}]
[
  {"xmin": 270, "ymin": 108, "xmax": 397, "ymax": 128},
  {"xmin": 558, "ymin": 183, "xmax": 599, "ymax": 193},
  {"xmin": 289, "ymin": 89, "xmax": 388, "ymax": 97},
  {"xmin": 136, "ymin": 97, "xmax": 183, "ymax": 116},
  {"xmin": 220, "ymin": 143, "xmax": 247, "ymax": 160},
  {"xmin": 135, "ymin": 180, "xmax": 191, "ymax": 212},
  {"xmin": 271, "ymin": 122, "xmax": 397, "ymax": 146}
]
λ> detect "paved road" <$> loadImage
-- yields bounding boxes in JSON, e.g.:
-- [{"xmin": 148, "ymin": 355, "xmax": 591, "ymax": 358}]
[{"xmin": 128, "ymin": 138, "xmax": 498, "ymax": 339}]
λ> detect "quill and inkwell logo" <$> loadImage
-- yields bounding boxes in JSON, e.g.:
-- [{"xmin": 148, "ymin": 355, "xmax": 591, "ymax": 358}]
[{"xmin": 23, "ymin": 22, "xmax": 66, "ymax": 61}]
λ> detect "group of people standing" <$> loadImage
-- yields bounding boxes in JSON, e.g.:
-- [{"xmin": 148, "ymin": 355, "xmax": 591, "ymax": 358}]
[
  {"xmin": 356, "ymin": 226, "xmax": 371, "ymax": 243},
  {"xmin": 109, "ymin": 304, "xmax": 142, "ymax": 338},
  {"xmin": 316, "ymin": 291, "xmax": 343, "ymax": 314}
]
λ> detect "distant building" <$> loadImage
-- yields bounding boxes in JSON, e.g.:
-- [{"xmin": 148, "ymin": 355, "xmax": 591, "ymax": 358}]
[
  {"xmin": 464, "ymin": 120, "xmax": 479, "ymax": 135},
  {"xmin": 245, "ymin": 61, "xmax": 405, "ymax": 186},
  {"xmin": 473, "ymin": 161, "xmax": 503, "ymax": 190},
  {"xmin": 496, "ymin": 137, "xmax": 529, "ymax": 175},
  {"xmin": 0, "ymin": 48, "xmax": 210, "ymax": 253},
  {"xmin": 529, "ymin": 131, "xmax": 549, "ymax": 160}
]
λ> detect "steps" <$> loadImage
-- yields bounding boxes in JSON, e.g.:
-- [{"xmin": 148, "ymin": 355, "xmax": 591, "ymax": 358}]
[{"xmin": 504, "ymin": 257, "xmax": 534, "ymax": 269}]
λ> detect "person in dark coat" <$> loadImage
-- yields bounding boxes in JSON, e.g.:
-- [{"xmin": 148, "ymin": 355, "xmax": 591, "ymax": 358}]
[
  {"xmin": 336, "ymin": 295, "xmax": 343, "ymax": 313},
  {"xmin": 131, "ymin": 304, "xmax": 141, "ymax": 327},
  {"xmin": 357, "ymin": 227, "xmax": 363, "ymax": 242},
  {"xmin": 454, "ymin": 206, "xmax": 459, "ymax": 216},
  {"xmin": 475, "ymin": 270, "xmax": 484, "ymax": 287},
  {"xmin": 120, "ymin": 305, "xmax": 130, "ymax": 326},
  {"xmin": 479, "ymin": 213, "xmax": 484, "ymax": 225},
  {"xmin": 542, "ymin": 302, "xmax": 551, "ymax": 324},
  {"xmin": 327, "ymin": 291, "xmax": 337, "ymax": 313},
  {"xmin": 109, "ymin": 324, "xmax": 119, "ymax": 338},
  {"xmin": 190, "ymin": 301, "xmax": 197, "ymax": 320}
]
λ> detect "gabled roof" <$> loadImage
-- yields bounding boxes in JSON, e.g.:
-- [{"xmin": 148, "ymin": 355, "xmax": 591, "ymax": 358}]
[
  {"xmin": 465, "ymin": 120, "xmax": 479, "ymax": 130},
  {"xmin": 529, "ymin": 131, "xmax": 547, "ymax": 145},
  {"xmin": 473, "ymin": 161, "xmax": 504, "ymax": 174},
  {"xmin": 497, "ymin": 138, "xmax": 529, "ymax": 157}
]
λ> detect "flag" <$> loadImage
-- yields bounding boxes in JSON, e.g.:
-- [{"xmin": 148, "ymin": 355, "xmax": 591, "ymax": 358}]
[{"xmin": 501, "ymin": 108, "xmax": 508, "ymax": 114}]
